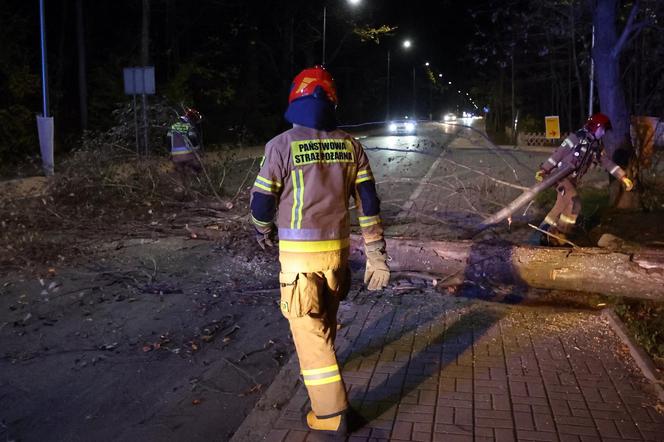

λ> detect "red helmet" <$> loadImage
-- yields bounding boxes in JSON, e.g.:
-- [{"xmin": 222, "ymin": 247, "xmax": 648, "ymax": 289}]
[
  {"xmin": 181, "ymin": 107, "xmax": 202, "ymax": 124},
  {"xmin": 288, "ymin": 66, "xmax": 338, "ymax": 105},
  {"xmin": 584, "ymin": 112, "xmax": 611, "ymax": 134}
]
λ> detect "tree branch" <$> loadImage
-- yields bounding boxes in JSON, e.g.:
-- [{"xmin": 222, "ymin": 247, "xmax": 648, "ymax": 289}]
[{"xmin": 612, "ymin": 1, "xmax": 642, "ymax": 58}]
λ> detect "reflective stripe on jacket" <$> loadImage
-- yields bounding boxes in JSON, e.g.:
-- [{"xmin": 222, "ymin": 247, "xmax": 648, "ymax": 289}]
[{"xmin": 250, "ymin": 126, "xmax": 384, "ymax": 256}]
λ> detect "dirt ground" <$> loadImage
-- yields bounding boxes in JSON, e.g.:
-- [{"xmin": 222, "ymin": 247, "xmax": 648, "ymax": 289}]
[{"xmin": 0, "ymin": 150, "xmax": 299, "ymax": 441}]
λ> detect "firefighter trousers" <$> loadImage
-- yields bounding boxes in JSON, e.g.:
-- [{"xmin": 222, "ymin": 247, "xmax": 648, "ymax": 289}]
[
  {"xmin": 542, "ymin": 178, "xmax": 581, "ymax": 234},
  {"xmin": 278, "ymin": 266, "xmax": 351, "ymax": 417}
]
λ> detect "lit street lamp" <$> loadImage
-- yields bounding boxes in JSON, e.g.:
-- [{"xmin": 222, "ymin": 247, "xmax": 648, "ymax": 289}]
[
  {"xmin": 322, "ymin": 0, "xmax": 362, "ymax": 65},
  {"xmin": 386, "ymin": 38, "xmax": 412, "ymax": 120}
]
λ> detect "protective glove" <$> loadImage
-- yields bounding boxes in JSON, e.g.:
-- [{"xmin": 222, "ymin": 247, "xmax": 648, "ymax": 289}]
[
  {"xmin": 534, "ymin": 169, "xmax": 546, "ymax": 183},
  {"xmin": 364, "ymin": 239, "xmax": 390, "ymax": 291},
  {"xmin": 256, "ymin": 228, "xmax": 275, "ymax": 250},
  {"xmin": 621, "ymin": 176, "xmax": 634, "ymax": 192}
]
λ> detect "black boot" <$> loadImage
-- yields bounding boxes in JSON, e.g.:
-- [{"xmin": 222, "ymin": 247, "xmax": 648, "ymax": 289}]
[
  {"xmin": 303, "ymin": 410, "xmax": 346, "ymax": 441},
  {"xmin": 538, "ymin": 223, "xmax": 552, "ymax": 246}
]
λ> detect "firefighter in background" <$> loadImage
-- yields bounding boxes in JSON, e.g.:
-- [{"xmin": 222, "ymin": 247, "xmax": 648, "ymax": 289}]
[
  {"xmin": 535, "ymin": 112, "xmax": 634, "ymax": 245},
  {"xmin": 250, "ymin": 66, "xmax": 389, "ymax": 438},
  {"xmin": 168, "ymin": 108, "xmax": 203, "ymax": 186}
]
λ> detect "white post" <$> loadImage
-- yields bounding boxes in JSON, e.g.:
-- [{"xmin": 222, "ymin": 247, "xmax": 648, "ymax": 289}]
[{"xmin": 38, "ymin": 0, "xmax": 54, "ymax": 176}]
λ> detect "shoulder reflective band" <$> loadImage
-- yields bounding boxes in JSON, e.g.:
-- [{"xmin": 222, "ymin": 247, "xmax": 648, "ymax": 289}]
[
  {"xmin": 279, "ymin": 238, "xmax": 350, "ymax": 253},
  {"xmin": 253, "ymin": 175, "xmax": 282, "ymax": 194},
  {"xmin": 290, "ymin": 139, "xmax": 355, "ymax": 166},
  {"xmin": 290, "ymin": 169, "xmax": 305, "ymax": 229},
  {"xmin": 301, "ymin": 364, "xmax": 342, "ymax": 386},
  {"xmin": 355, "ymin": 169, "xmax": 374, "ymax": 184},
  {"xmin": 359, "ymin": 215, "xmax": 381, "ymax": 228}
]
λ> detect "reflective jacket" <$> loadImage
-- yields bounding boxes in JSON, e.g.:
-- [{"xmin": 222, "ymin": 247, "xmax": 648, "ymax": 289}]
[
  {"xmin": 540, "ymin": 129, "xmax": 626, "ymax": 182},
  {"xmin": 168, "ymin": 121, "xmax": 199, "ymax": 162},
  {"xmin": 250, "ymin": 125, "xmax": 383, "ymax": 272}
]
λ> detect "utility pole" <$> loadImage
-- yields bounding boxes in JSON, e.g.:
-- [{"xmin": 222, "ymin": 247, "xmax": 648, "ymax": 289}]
[
  {"xmin": 412, "ymin": 66, "xmax": 416, "ymax": 117},
  {"xmin": 386, "ymin": 50, "xmax": 391, "ymax": 120}
]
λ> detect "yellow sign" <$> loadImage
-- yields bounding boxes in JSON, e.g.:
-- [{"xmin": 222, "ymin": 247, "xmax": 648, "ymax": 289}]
[{"xmin": 545, "ymin": 116, "xmax": 561, "ymax": 139}]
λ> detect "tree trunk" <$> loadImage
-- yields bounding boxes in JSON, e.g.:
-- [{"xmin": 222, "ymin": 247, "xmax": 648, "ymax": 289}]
[
  {"xmin": 350, "ymin": 236, "xmax": 664, "ymax": 301},
  {"xmin": 76, "ymin": 0, "xmax": 88, "ymax": 131},
  {"xmin": 141, "ymin": 0, "xmax": 150, "ymax": 66},
  {"xmin": 593, "ymin": 0, "xmax": 640, "ymax": 209}
]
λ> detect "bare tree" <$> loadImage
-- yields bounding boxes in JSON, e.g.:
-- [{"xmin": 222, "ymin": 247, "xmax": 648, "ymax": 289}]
[
  {"xmin": 76, "ymin": 0, "xmax": 88, "ymax": 130},
  {"xmin": 141, "ymin": 0, "xmax": 150, "ymax": 66}
]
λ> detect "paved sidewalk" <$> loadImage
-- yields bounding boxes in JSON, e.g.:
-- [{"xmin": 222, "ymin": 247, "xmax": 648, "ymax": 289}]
[{"xmin": 236, "ymin": 291, "xmax": 664, "ymax": 441}]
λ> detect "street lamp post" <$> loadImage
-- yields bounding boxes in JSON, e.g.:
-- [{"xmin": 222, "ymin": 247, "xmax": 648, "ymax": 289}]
[
  {"xmin": 322, "ymin": 6, "xmax": 327, "ymax": 64},
  {"xmin": 412, "ymin": 66, "xmax": 416, "ymax": 117},
  {"xmin": 385, "ymin": 38, "xmax": 412, "ymax": 120},
  {"xmin": 322, "ymin": 0, "xmax": 362, "ymax": 65},
  {"xmin": 386, "ymin": 50, "xmax": 391, "ymax": 120},
  {"xmin": 37, "ymin": 0, "xmax": 54, "ymax": 176}
]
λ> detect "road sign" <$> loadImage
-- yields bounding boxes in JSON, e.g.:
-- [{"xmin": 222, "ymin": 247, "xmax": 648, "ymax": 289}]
[
  {"xmin": 545, "ymin": 116, "xmax": 560, "ymax": 139},
  {"xmin": 123, "ymin": 67, "xmax": 155, "ymax": 95}
]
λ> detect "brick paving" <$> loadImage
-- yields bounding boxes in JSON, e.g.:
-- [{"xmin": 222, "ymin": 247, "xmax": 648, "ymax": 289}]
[{"xmin": 257, "ymin": 292, "xmax": 664, "ymax": 441}]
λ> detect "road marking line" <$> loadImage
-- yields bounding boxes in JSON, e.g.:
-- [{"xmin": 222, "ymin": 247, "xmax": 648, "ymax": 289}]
[
  {"xmin": 396, "ymin": 152, "xmax": 448, "ymax": 221},
  {"xmin": 396, "ymin": 128, "xmax": 463, "ymax": 221}
]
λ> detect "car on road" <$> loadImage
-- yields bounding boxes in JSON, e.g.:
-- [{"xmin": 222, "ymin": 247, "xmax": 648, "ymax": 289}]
[
  {"xmin": 443, "ymin": 113, "xmax": 457, "ymax": 122},
  {"xmin": 388, "ymin": 118, "xmax": 417, "ymax": 135}
]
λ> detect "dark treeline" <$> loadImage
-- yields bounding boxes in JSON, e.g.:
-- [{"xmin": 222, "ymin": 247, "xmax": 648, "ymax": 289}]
[
  {"xmin": 0, "ymin": 0, "xmax": 662, "ymax": 165},
  {"xmin": 1, "ymin": 0, "xmax": 417, "ymax": 162},
  {"xmin": 468, "ymin": 0, "xmax": 664, "ymax": 136}
]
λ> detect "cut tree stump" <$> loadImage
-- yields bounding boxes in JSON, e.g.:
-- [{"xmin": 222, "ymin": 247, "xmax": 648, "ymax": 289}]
[{"xmin": 350, "ymin": 235, "xmax": 664, "ymax": 300}]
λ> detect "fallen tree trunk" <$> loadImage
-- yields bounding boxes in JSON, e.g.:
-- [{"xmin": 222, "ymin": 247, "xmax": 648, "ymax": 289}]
[{"xmin": 350, "ymin": 236, "xmax": 664, "ymax": 300}]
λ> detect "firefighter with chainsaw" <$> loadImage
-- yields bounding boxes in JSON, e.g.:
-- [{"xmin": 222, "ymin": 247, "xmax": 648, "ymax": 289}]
[
  {"xmin": 534, "ymin": 112, "xmax": 634, "ymax": 245},
  {"xmin": 168, "ymin": 107, "xmax": 203, "ymax": 184},
  {"xmin": 250, "ymin": 66, "xmax": 389, "ymax": 439}
]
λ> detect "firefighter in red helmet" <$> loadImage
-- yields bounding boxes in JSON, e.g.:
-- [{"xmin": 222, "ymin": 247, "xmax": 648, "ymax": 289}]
[
  {"xmin": 168, "ymin": 107, "xmax": 203, "ymax": 193},
  {"xmin": 250, "ymin": 66, "xmax": 389, "ymax": 438},
  {"xmin": 535, "ymin": 112, "xmax": 634, "ymax": 245}
]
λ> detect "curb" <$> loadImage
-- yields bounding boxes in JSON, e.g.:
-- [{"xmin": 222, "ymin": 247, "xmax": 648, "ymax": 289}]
[
  {"xmin": 230, "ymin": 353, "xmax": 302, "ymax": 441},
  {"xmin": 602, "ymin": 308, "xmax": 664, "ymax": 403}
]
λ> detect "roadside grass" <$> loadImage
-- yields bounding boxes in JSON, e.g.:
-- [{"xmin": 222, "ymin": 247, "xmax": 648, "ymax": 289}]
[{"xmin": 614, "ymin": 301, "xmax": 664, "ymax": 370}]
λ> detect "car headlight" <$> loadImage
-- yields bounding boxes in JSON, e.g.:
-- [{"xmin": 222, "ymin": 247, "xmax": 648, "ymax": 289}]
[
  {"xmin": 389, "ymin": 123, "xmax": 397, "ymax": 132},
  {"xmin": 405, "ymin": 122, "xmax": 415, "ymax": 132}
]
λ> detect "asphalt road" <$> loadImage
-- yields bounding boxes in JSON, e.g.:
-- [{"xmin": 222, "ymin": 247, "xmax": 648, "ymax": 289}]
[{"xmin": 348, "ymin": 120, "xmax": 551, "ymax": 241}]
